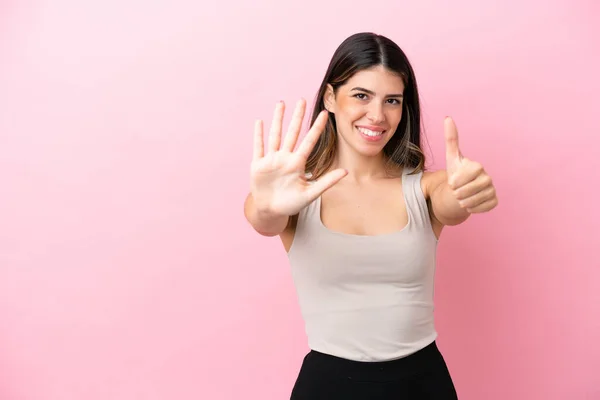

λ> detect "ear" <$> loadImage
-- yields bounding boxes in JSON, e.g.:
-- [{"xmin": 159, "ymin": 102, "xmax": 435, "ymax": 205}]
[{"xmin": 323, "ymin": 84, "xmax": 335, "ymax": 113}]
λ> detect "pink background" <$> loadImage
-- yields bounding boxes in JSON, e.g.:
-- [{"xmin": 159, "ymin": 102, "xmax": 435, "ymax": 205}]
[{"xmin": 1, "ymin": 1, "xmax": 599, "ymax": 399}]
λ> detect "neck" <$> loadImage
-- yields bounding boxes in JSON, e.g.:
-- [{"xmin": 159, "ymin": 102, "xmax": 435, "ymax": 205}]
[{"xmin": 331, "ymin": 148, "xmax": 390, "ymax": 182}]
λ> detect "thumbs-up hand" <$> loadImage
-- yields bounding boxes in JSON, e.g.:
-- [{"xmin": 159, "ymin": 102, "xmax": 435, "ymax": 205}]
[{"xmin": 444, "ymin": 117, "xmax": 498, "ymax": 214}]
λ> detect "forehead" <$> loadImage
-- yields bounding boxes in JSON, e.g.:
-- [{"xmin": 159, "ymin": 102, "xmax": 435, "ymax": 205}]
[{"xmin": 342, "ymin": 66, "xmax": 405, "ymax": 93}]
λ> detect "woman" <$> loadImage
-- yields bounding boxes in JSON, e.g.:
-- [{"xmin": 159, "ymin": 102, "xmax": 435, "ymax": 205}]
[{"xmin": 244, "ymin": 32, "xmax": 498, "ymax": 399}]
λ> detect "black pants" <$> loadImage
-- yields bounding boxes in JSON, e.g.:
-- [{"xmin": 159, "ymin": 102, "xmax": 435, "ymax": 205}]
[{"xmin": 290, "ymin": 341, "xmax": 458, "ymax": 399}]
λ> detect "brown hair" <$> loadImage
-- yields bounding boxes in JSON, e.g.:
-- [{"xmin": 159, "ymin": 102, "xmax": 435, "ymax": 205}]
[{"xmin": 306, "ymin": 32, "xmax": 426, "ymax": 179}]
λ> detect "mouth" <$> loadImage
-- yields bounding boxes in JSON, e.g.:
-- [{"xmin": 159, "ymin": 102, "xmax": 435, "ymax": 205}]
[{"xmin": 356, "ymin": 126, "xmax": 386, "ymax": 141}]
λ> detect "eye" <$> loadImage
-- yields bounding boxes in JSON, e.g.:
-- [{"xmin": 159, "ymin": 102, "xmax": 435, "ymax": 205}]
[
  {"xmin": 353, "ymin": 93, "xmax": 368, "ymax": 100},
  {"xmin": 387, "ymin": 98, "xmax": 402, "ymax": 105}
]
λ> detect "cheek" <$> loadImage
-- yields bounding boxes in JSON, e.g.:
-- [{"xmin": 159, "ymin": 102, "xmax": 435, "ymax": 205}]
[
  {"xmin": 393, "ymin": 106, "xmax": 404, "ymax": 121},
  {"xmin": 340, "ymin": 103, "xmax": 367, "ymax": 124},
  {"xmin": 388, "ymin": 108, "xmax": 403, "ymax": 127}
]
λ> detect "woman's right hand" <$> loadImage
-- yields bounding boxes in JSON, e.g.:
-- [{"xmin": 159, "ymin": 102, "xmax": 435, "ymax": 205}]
[{"xmin": 250, "ymin": 99, "xmax": 347, "ymax": 218}]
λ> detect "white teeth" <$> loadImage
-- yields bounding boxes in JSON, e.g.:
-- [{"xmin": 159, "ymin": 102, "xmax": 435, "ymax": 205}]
[{"xmin": 357, "ymin": 127, "xmax": 383, "ymax": 137}]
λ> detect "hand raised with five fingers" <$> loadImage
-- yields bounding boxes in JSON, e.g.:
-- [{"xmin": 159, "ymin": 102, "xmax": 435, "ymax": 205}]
[
  {"xmin": 250, "ymin": 99, "xmax": 348, "ymax": 217},
  {"xmin": 444, "ymin": 117, "xmax": 498, "ymax": 213}
]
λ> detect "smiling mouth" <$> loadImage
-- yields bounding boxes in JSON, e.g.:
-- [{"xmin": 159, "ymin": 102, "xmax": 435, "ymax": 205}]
[{"xmin": 356, "ymin": 126, "xmax": 385, "ymax": 137}]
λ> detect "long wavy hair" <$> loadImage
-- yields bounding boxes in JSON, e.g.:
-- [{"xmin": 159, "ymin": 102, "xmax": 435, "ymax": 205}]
[{"xmin": 306, "ymin": 32, "xmax": 426, "ymax": 179}]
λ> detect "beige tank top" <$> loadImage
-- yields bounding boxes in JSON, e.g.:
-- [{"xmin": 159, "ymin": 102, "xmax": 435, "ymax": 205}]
[{"xmin": 287, "ymin": 167, "xmax": 439, "ymax": 362}]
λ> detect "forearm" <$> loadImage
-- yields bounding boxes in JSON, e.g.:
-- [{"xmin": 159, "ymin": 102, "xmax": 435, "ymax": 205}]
[
  {"xmin": 431, "ymin": 181, "xmax": 471, "ymax": 226},
  {"xmin": 244, "ymin": 193, "xmax": 289, "ymax": 236}
]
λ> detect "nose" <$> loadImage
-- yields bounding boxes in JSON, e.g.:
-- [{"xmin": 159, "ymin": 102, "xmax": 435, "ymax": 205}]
[{"xmin": 367, "ymin": 102, "xmax": 385, "ymax": 124}]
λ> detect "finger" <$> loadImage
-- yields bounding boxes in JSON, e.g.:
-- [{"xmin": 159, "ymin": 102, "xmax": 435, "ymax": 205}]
[
  {"xmin": 466, "ymin": 197, "xmax": 498, "ymax": 213},
  {"xmin": 253, "ymin": 119, "xmax": 264, "ymax": 161},
  {"xmin": 452, "ymin": 170, "xmax": 490, "ymax": 199},
  {"xmin": 282, "ymin": 98, "xmax": 306, "ymax": 152},
  {"xmin": 457, "ymin": 187, "xmax": 496, "ymax": 209},
  {"xmin": 444, "ymin": 117, "xmax": 462, "ymax": 166},
  {"xmin": 296, "ymin": 110, "xmax": 329, "ymax": 160},
  {"xmin": 306, "ymin": 168, "xmax": 348, "ymax": 200},
  {"xmin": 268, "ymin": 101, "xmax": 285, "ymax": 152}
]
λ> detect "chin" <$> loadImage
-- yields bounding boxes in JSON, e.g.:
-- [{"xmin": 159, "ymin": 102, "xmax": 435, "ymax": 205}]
[{"xmin": 357, "ymin": 146, "xmax": 386, "ymax": 157}]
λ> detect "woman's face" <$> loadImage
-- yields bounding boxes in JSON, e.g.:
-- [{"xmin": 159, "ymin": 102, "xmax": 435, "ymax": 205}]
[{"xmin": 325, "ymin": 65, "xmax": 405, "ymax": 158}]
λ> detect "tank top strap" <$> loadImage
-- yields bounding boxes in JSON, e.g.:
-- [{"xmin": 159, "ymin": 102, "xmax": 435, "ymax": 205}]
[
  {"xmin": 296, "ymin": 196, "xmax": 320, "ymax": 229},
  {"xmin": 402, "ymin": 167, "xmax": 434, "ymax": 231},
  {"xmin": 293, "ymin": 174, "xmax": 321, "ymax": 244}
]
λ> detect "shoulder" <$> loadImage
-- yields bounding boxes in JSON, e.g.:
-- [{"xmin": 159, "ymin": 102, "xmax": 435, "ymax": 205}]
[{"xmin": 420, "ymin": 169, "xmax": 448, "ymax": 200}]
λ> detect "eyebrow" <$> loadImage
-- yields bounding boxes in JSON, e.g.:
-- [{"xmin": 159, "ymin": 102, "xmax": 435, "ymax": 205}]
[{"xmin": 350, "ymin": 87, "xmax": 404, "ymax": 98}]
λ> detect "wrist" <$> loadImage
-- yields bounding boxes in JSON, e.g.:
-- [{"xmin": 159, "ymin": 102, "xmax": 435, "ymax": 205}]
[
  {"xmin": 250, "ymin": 193, "xmax": 288, "ymax": 220},
  {"xmin": 255, "ymin": 205, "xmax": 287, "ymax": 220}
]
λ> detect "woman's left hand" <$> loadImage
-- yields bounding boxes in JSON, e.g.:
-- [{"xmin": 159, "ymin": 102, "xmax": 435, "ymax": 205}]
[{"xmin": 444, "ymin": 117, "xmax": 499, "ymax": 214}]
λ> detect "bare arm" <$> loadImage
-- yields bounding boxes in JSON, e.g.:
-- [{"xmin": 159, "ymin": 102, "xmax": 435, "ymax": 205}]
[
  {"xmin": 426, "ymin": 170, "xmax": 471, "ymax": 226},
  {"xmin": 243, "ymin": 192, "xmax": 289, "ymax": 237}
]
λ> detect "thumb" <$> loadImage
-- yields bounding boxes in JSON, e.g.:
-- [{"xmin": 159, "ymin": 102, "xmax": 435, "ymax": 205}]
[
  {"xmin": 306, "ymin": 168, "xmax": 348, "ymax": 201},
  {"xmin": 444, "ymin": 116, "xmax": 462, "ymax": 168}
]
